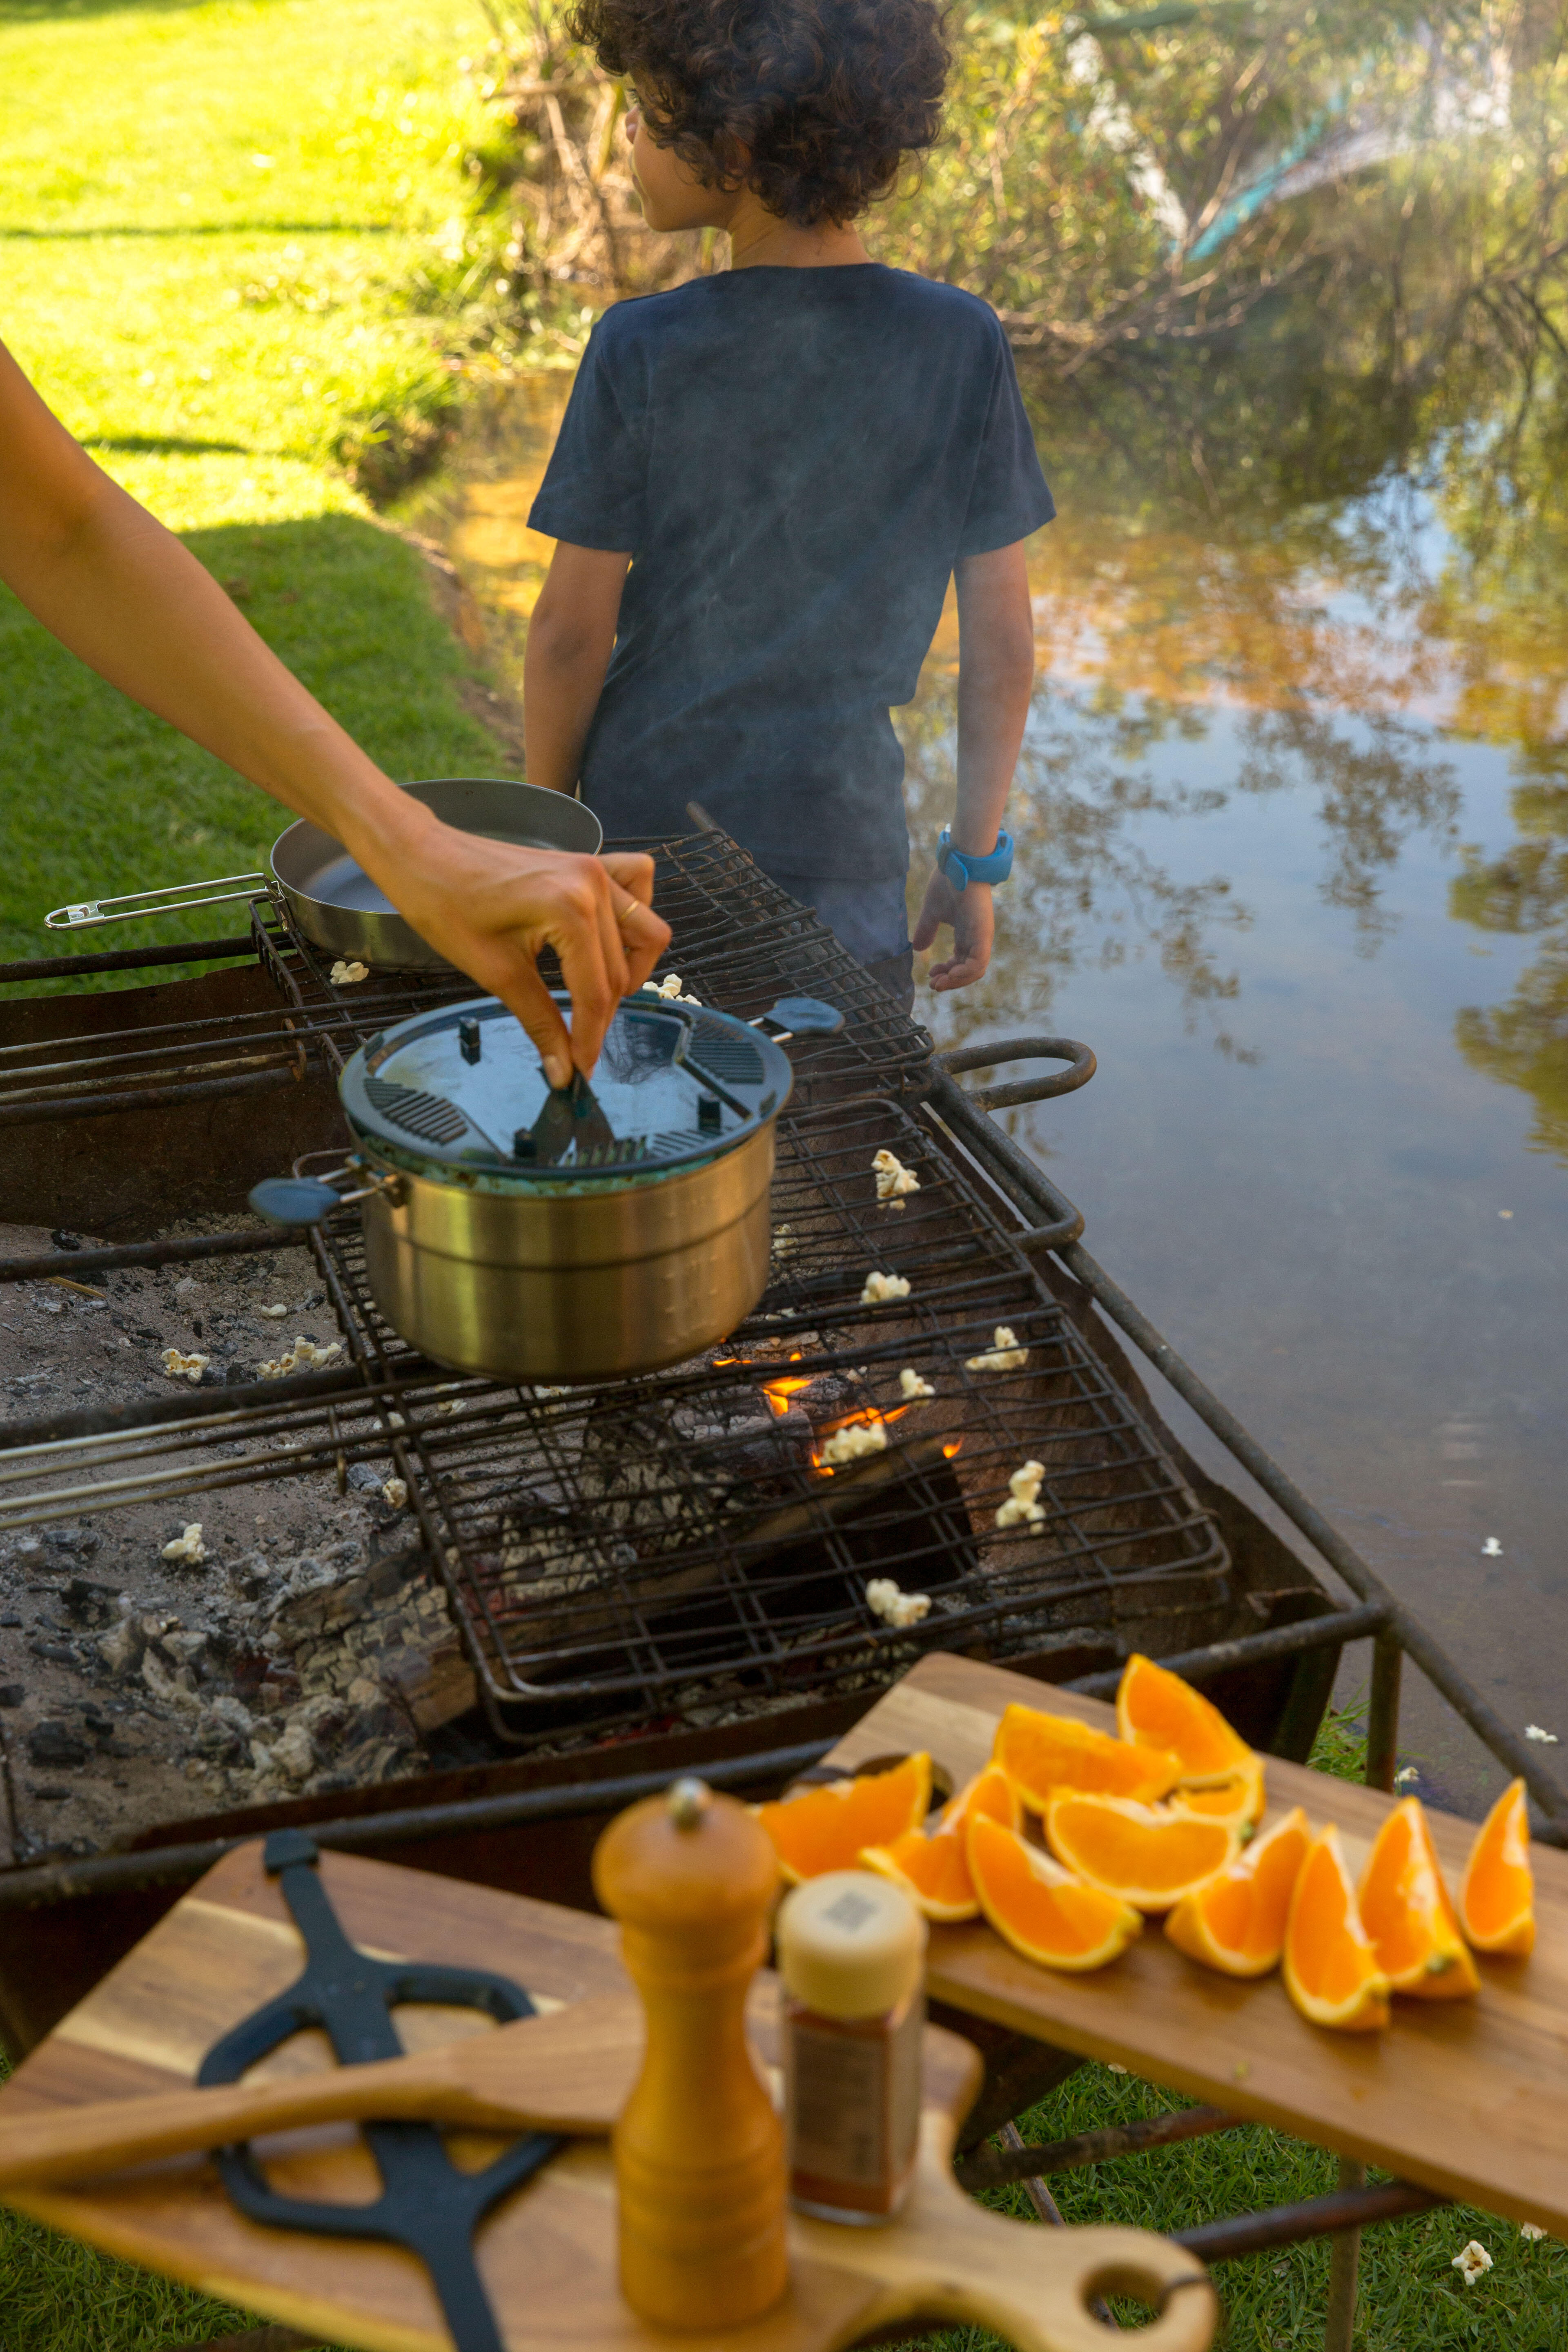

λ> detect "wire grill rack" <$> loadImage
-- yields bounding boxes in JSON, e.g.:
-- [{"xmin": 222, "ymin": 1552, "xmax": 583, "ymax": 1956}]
[
  {"xmin": 0, "ymin": 828, "xmax": 1227, "ymax": 1751},
  {"xmin": 257, "ymin": 830, "xmax": 934, "ymax": 1107},
  {"xmin": 0, "ymin": 836, "xmax": 928, "ymax": 1128},
  {"xmin": 305, "ymin": 1094, "xmax": 1229, "ymax": 1742}
]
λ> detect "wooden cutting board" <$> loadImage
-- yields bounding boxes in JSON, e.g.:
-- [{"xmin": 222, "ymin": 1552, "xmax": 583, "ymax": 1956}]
[
  {"xmin": 0, "ymin": 1841, "xmax": 1214, "ymax": 2352},
  {"xmin": 826, "ymin": 1651, "xmax": 1568, "ymax": 2234}
]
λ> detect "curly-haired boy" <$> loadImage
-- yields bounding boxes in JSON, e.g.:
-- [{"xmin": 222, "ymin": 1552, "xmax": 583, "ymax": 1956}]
[{"xmin": 524, "ymin": 0, "xmax": 1052, "ymax": 1008}]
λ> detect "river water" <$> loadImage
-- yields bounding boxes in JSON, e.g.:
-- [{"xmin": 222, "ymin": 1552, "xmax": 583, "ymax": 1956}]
[{"xmin": 407, "ymin": 343, "xmax": 1568, "ymax": 1815}]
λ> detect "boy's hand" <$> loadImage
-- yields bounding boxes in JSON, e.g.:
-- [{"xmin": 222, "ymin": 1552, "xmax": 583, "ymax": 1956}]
[
  {"xmin": 372, "ymin": 825, "xmax": 670, "ymax": 1086},
  {"xmin": 912, "ymin": 869, "xmax": 994, "ymax": 991}
]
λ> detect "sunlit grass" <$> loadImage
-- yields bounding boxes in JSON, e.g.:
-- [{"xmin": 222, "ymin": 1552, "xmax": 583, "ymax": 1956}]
[{"xmin": 0, "ymin": 0, "xmax": 507, "ymax": 964}]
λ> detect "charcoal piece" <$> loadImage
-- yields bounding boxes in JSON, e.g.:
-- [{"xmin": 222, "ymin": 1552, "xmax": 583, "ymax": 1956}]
[
  {"xmin": 0, "ymin": 1613, "xmax": 21, "ymax": 1628},
  {"xmin": 0, "ymin": 1684, "xmax": 23, "ymax": 1708},
  {"xmin": 347, "ymin": 1462, "xmax": 388, "ymax": 1493},
  {"xmin": 28, "ymin": 1639, "xmax": 78, "ymax": 1666},
  {"xmin": 26, "ymin": 1720, "xmax": 89, "ymax": 1768},
  {"xmin": 49, "ymin": 1231, "xmax": 83, "ymax": 1252},
  {"xmin": 30, "ymin": 1786, "xmax": 72, "ymax": 1802},
  {"xmin": 63, "ymin": 1576, "xmax": 113, "ymax": 1623}
]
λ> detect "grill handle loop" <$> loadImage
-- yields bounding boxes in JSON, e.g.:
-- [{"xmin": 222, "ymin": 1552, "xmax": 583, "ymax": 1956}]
[{"xmin": 933, "ymin": 1035, "xmax": 1096, "ymax": 1111}]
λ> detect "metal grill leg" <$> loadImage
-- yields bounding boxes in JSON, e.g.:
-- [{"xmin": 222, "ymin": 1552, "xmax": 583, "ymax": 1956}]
[
  {"xmin": 998, "ymin": 2122, "xmax": 1119, "ymax": 2331},
  {"xmin": 1323, "ymin": 2158, "xmax": 1366, "ymax": 2352},
  {"xmin": 1366, "ymin": 1633, "xmax": 1402, "ymax": 1794}
]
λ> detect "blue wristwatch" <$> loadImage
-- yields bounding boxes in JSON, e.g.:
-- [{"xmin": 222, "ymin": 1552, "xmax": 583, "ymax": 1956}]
[{"xmin": 936, "ymin": 826, "xmax": 1014, "ymax": 891}]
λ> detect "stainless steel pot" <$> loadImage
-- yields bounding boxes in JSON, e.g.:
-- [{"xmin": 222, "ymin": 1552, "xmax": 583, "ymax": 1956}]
[
  {"xmin": 250, "ymin": 991, "xmax": 839, "ymax": 1381},
  {"xmin": 44, "ymin": 779, "xmax": 603, "ymax": 971}
]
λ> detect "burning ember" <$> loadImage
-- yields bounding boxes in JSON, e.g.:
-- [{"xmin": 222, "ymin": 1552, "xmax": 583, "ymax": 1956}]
[{"xmin": 715, "ymin": 1351, "xmax": 918, "ymax": 1473}]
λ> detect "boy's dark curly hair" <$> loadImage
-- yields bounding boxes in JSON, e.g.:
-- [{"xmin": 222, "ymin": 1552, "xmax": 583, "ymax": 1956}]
[{"xmin": 565, "ymin": 0, "xmax": 949, "ymax": 229}]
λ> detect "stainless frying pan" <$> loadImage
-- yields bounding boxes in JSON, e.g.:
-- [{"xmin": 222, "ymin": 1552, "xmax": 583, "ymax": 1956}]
[{"xmin": 44, "ymin": 778, "xmax": 604, "ymax": 971}]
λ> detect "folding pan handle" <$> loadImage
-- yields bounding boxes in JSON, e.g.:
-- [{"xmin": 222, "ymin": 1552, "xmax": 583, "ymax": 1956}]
[
  {"xmin": 932, "ymin": 1035, "xmax": 1096, "ymax": 1112},
  {"xmin": 45, "ymin": 873, "xmax": 270, "ymax": 929}
]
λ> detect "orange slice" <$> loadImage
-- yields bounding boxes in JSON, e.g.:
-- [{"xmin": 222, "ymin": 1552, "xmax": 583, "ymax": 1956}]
[
  {"xmin": 992, "ymin": 1702, "xmax": 1182, "ymax": 1811},
  {"xmin": 1358, "ymin": 1799, "xmax": 1478, "ymax": 2000},
  {"xmin": 1044, "ymin": 1793, "xmax": 1239, "ymax": 1913},
  {"xmin": 967, "ymin": 1813, "xmax": 1143, "ymax": 1972},
  {"xmin": 1172, "ymin": 1757, "xmax": 1267, "ymax": 1833},
  {"xmin": 755, "ymin": 1753, "xmax": 932, "ymax": 1884},
  {"xmin": 1165, "ymin": 1806, "xmax": 1310, "ymax": 1977},
  {"xmin": 861, "ymin": 1766, "xmax": 1020, "ymax": 1922},
  {"xmin": 1116, "ymin": 1653, "xmax": 1255, "ymax": 1786},
  {"xmin": 1459, "ymin": 1777, "xmax": 1535, "ymax": 1957},
  {"xmin": 1283, "ymin": 1825, "xmax": 1390, "ymax": 2031}
]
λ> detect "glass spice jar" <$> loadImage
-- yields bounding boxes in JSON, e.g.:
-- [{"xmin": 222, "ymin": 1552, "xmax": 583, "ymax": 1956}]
[{"xmin": 776, "ymin": 1870, "xmax": 927, "ymax": 2224}]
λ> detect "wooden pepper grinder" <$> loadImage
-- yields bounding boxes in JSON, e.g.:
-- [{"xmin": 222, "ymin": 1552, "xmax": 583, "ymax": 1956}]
[{"xmin": 592, "ymin": 1775, "xmax": 789, "ymax": 2330}]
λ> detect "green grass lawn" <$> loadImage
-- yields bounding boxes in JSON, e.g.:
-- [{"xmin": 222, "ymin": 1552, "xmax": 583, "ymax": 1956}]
[{"xmin": 0, "ymin": 0, "xmax": 508, "ymax": 968}]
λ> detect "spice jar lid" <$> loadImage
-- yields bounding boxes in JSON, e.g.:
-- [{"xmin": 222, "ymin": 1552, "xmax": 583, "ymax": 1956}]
[{"xmin": 776, "ymin": 1871, "xmax": 927, "ymax": 2020}]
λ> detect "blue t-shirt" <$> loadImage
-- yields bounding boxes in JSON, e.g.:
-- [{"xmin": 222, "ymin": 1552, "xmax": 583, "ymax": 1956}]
[{"xmin": 529, "ymin": 263, "xmax": 1054, "ymax": 884}]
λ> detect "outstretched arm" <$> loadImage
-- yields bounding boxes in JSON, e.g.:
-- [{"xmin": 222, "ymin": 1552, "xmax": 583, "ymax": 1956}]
[
  {"xmin": 911, "ymin": 539, "xmax": 1035, "ymax": 991},
  {"xmin": 0, "ymin": 339, "xmax": 666, "ymax": 1083}
]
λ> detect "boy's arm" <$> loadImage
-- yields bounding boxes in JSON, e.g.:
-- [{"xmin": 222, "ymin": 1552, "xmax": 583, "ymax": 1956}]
[
  {"xmin": 523, "ymin": 542, "xmax": 633, "ymax": 794},
  {"xmin": 0, "ymin": 340, "xmax": 667, "ymax": 1084},
  {"xmin": 912, "ymin": 540, "xmax": 1035, "ymax": 991}
]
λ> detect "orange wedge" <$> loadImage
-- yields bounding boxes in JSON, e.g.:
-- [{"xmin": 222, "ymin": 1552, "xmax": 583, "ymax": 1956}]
[
  {"xmin": 1172, "ymin": 1757, "xmax": 1267, "ymax": 1834},
  {"xmin": 755, "ymin": 1753, "xmax": 931, "ymax": 1884},
  {"xmin": 992, "ymin": 1702, "xmax": 1182, "ymax": 1811},
  {"xmin": 1459, "ymin": 1777, "xmax": 1535, "ymax": 1957},
  {"xmin": 1165, "ymin": 1806, "xmax": 1311, "ymax": 1977},
  {"xmin": 861, "ymin": 1765, "xmax": 1020, "ymax": 1922},
  {"xmin": 1283, "ymin": 1825, "xmax": 1390, "ymax": 2031},
  {"xmin": 1044, "ymin": 1793, "xmax": 1239, "ymax": 1913},
  {"xmin": 1358, "ymin": 1799, "xmax": 1478, "ymax": 1999},
  {"xmin": 1116, "ymin": 1653, "xmax": 1255, "ymax": 1786},
  {"xmin": 967, "ymin": 1813, "xmax": 1143, "ymax": 1972}
]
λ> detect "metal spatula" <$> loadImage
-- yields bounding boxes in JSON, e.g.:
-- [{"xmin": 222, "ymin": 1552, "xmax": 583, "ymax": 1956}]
[{"xmin": 517, "ymin": 1067, "xmax": 618, "ymax": 1165}]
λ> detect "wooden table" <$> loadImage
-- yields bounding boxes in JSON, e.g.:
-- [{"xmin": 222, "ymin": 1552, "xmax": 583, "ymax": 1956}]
[
  {"xmin": 824, "ymin": 1651, "xmax": 1568, "ymax": 2234},
  {"xmin": 0, "ymin": 1838, "xmax": 1213, "ymax": 2352}
]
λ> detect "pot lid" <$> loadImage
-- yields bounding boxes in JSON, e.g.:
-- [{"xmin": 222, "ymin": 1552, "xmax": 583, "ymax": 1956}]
[{"xmin": 341, "ymin": 992, "xmax": 793, "ymax": 1179}]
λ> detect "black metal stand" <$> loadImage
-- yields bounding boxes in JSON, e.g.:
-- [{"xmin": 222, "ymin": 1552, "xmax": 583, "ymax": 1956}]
[{"xmin": 196, "ymin": 1830, "xmax": 559, "ymax": 2352}]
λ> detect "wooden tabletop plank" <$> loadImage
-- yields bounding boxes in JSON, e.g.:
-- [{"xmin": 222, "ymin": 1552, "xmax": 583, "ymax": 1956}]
[{"xmin": 823, "ymin": 1652, "xmax": 1568, "ymax": 2232}]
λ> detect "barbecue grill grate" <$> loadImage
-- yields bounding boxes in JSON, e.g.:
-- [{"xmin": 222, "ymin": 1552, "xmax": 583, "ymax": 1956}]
[
  {"xmin": 0, "ymin": 837, "xmax": 928, "ymax": 1130},
  {"xmin": 0, "ymin": 827, "xmax": 1228, "ymax": 1756},
  {"xmin": 259, "ymin": 832, "xmax": 935, "ymax": 1107},
  {"xmin": 307, "ymin": 1094, "xmax": 1229, "ymax": 1743}
]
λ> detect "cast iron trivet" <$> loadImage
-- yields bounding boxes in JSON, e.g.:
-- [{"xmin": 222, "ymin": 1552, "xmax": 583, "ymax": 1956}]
[{"xmin": 196, "ymin": 1828, "xmax": 559, "ymax": 2352}]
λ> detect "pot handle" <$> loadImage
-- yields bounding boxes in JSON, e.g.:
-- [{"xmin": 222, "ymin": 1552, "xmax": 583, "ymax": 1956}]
[
  {"xmin": 249, "ymin": 1177, "xmax": 344, "ymax": 1225},
  {"xmin": 250, "ymin": 1167, "xmax": 401, "ymax": 1225},
  {"xmin": 45, "ymin": 874, "xmax": 271, "ymax": 929},
  {"xmin": 749, "ymin": 996, "xmax": 844, "ymax": 1041}
]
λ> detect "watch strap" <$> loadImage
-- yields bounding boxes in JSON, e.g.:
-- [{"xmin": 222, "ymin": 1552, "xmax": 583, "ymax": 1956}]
[{"xmin": 937, "ymin": 826, "xmax": 1014, "ymax": 891}]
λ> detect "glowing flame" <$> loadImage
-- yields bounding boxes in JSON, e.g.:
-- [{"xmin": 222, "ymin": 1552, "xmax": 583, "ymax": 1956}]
[
  {"xmin": 810, "ymin": 1402, "xmax": 910, "ymax": 1473},
  {"xmin": 943, "ymin": 1439, "xmax": 963, "ymax": 1459}
]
